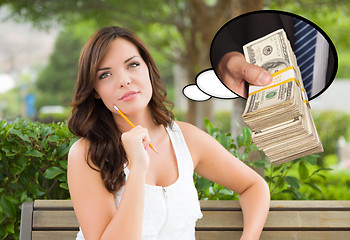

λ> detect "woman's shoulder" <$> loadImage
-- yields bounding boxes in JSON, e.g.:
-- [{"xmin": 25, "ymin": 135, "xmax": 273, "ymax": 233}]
[
  {"xmin": 68, "ymin": 138, "xmax": 98, "ymax": 170},
  {"xmin": 175, "ymin": 121, "xmax": 214, "ymax": 162},
  {"xmin": 175, "ymin": 120, "xmax": 201, "ymax": 138},
  {"xmin": 69, "ymin": 138, "xmax": 89, "ymax": 159},
  {"xmin": 175, "ymin": 120, "xmax": 208, "ymax": 139}
]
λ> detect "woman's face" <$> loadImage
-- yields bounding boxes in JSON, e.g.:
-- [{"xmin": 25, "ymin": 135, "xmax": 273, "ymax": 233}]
[{"xmin": 94, "ymin": 38, "xmax": 152, "ymax": 115}]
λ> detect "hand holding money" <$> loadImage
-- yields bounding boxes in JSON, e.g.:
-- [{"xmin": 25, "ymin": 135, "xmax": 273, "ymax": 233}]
[
  {"xmin": 242, "ymin": 29, "xmax": 323, "ymax": 165},
  {"xmin": 217, "ymin": 51, "xmax": 273, "ymax": 97}
]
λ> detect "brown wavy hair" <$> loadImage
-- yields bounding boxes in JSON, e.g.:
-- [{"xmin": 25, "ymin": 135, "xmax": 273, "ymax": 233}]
[{"xmin": 68, "ymin": 26, "xmax": 174, "ymax": 194}]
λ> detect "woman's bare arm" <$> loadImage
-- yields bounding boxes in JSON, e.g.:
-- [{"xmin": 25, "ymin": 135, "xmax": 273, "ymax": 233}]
[
  {"xmin": 178, "ymin": 121, "xmax": 270, "ymax": 240},
  {"xmin": 68, "ymin": 127, "xmax": 150, "ymax": 240}
]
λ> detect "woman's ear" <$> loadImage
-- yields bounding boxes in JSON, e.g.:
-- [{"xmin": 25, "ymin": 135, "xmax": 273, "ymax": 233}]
[{"xmin": 94, "ymin": 91, "xmax": 101, "ymax": 99}]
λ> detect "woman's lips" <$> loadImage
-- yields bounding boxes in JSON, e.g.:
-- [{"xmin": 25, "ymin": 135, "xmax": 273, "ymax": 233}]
[{"xmin": 119, "ymin": 91, "xmax": 139, "ymax": 101}]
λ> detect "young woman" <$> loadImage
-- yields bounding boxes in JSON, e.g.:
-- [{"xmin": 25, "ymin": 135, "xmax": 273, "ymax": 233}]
[{"xmin": 67, "ymin": 26, "xmax": 270, "ymax": 240}]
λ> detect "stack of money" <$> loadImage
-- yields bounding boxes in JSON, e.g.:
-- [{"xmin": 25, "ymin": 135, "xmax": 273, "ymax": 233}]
[{"xmin": 242, "ymin": 29, "xmax": 323, "ymax": 165}]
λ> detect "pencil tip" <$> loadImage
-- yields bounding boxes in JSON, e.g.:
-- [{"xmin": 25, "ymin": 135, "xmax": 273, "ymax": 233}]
[
  {"xmin": 150, "ymin": 144, "xmax": 159, "ymax": 154},
  {"xmin": 113, "ymin": 105, "xmax": 119, "ymax": 111}
]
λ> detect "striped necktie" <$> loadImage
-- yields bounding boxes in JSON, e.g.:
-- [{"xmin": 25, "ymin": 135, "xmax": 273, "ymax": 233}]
[{"xmin": 293, "ymin": 18, "xmax": 317, "ymax": 99}]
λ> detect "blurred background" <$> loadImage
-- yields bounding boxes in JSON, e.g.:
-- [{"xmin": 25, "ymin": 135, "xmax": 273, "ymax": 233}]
[
  {"xmin": 2, "ymin": 2, "xmax": 350, "ymax": 239},
  {"xmin": 1, "ymin": 0, "xmax": 350, "ymax": 166}
]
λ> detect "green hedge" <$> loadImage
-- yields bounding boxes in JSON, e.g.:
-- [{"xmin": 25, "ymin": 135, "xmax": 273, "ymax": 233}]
[{"xmin": 0, "ymin": 119, "xmax": 78, "ymax": 240}]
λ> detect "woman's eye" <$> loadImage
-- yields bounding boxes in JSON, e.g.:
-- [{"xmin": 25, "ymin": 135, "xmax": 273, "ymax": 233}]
[
  {"xmin": 128, "ymin": 62, "xmax": 140, "ymax": 69},
  {"xmin": 99, "ymin": 72, "xmax": 111, "ymax": 79}
]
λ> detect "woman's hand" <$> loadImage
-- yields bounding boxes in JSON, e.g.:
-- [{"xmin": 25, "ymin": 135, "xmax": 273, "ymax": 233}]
[{"xmin": 121, "ymin": 125, "xmax": 151, "ymax": 173}]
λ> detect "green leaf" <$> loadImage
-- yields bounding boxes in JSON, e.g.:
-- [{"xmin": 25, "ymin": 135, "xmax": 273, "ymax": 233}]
[
  {"xmin": 35, "ymin": 172, "xmax": 40, "ymax": 184},
  {"xmin": 236, "ymin": 135, "xmax": 244, "ymax": 148},
  {"xmin": 281, "ymin": 189, "xmax": 293, "ymax": 194},
  {"xmin": 292, "ymin": 189, "xmax": 304, "ymax": 200},
  {"xmin": 249, "ymin": 144, "xmax": 259, "ymax": 152},
  {"xmin": 9, "ymin": 129, "xmax": 30, "ymax": 142},
  {"xmin": 314, "ymin": 167, "xmax": 333, "ymax": 174},
  {"xmin": 218, "ymin": 133, "xmax": 229, "ymax": 149},
  {"xmin": 60, "ymin": 182, "xmax": 69, "ymax": 190},
  {"xmin": 3, "ymin": 147, "xmax": 16, "ymax": 157},
  {"xmin": 264, "ymin": 176, "xmax": 272, "ymax": 182},
  {"xmin": 303, "ymin": 154, "xmax": 318, "ymax": 165},
  {"xmin": 57, "ymin": 143, "xmax": 70, "ymax": 158},
  {"xmin": 59, "ymin": 160, "xmax": 68, "ymax": 169},
  {"xmin": 27, "ymin": 131, "xmax": 39, "ymax": 140},
  {"xmin": 316, "ymin": 174, "xmax": 327, "ymax": 180},
  {"xmin": 6, "ymin": 222, "xmax": 14, "ymax": 234},
  {"xmin": 20, "ymin": 191, "xmax": 28, "ymax": 202},
  {"xmin": 253, "ymin": 159, "xmax": 268, "ymax": 168},
  {"xmin": 25, "ymin": 149, "xmax": 44, "ymax": 158},
  {"xmin": 28, "ymin": 185, "xmax": 45, "ymax": 197},
  {"xmin": 306, "ymin": 182, "xmax": 322, "ymax": 193},
  {"xmin": 57, "ymin": 174, "xmax": 67, "ymax": 182},
  {"xmin": 298, "ymin": 161, "xmax": 309, "ymax": 180},
  {"xmin": 0, "ymin": 196, "xmax": 16, "ymax": 218},
  {"xmin": 242, "ymin": 127, "xmax": 252, "ymax": 146},
  {"xmin": 204, "ymin": 118, "xmax": 213, "ymax": 133},
  {"xmin": 196, "ymin": 176, "xmax": 213, "ymax": 192},
  {"xmin": 278, "ymin": 177, "xmax": 286, "ymax": 189},
  {"xmin": 47, "ymin": 135, "xmax": 60, "ymax": 142},
  {"xmin": 43, "ymin": 166, "xmax": 65, "ymax": 179},
  {"xmin": 284, "ymin": 176, "xmax": 300, "ymax": 189}
]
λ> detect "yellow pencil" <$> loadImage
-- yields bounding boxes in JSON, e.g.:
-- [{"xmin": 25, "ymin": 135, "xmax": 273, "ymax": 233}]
[{"xmin": 113, "ymin": 105, "xmax": 159, "ymax": 154}]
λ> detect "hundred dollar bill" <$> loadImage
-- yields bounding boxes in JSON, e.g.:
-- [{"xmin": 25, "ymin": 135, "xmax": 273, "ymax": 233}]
[{"xmin": 244, "ymin": 29, "xmax": 292, "ymax": 74}]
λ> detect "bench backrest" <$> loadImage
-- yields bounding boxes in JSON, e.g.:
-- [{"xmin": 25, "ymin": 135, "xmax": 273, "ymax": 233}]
[{"xmin": 20, "ymin": 200, "xmax": 350, "ymax": 240}]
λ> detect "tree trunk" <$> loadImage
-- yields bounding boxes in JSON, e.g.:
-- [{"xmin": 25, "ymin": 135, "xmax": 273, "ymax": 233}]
[
  {"xmin": 177, "ymin": 0, "xmax": 264, "ymax": 129},
  {"xmin": 180, "ymin": 0, "xmax": 237, "ymax": 128}
]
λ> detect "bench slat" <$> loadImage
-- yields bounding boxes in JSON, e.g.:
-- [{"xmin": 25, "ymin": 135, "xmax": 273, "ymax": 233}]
[
  {"xmin": 32, "ymin": 231, "xmax": 78, "ymax": 240},
  {"xmin": 197, "ymin": 211, "xmax": 350, "ymax": 229},
  {"xmin": 34, "ymin": 200, "xmax": 73, "ymax": 210},
  {"xmin": 199, "ymin": 200, "xmax": 350, "ymax": 210},
  {"xmin": 33, "ymin": 199, "xmax": 350, "ymax": 210},
  {"xmin": 33, "ymin": 211, "xmax": 79, "ymax": 230},
  {"xmin": 32, "ymin": 210, "xmax": 350, "ymax": 230},
  {"xmin": 31, "ymin": 230, "xmax": 350, "ymax": 240},
  {"xmin": 195, "ymin": 231, "xmax": 350, "ymax": 240}
]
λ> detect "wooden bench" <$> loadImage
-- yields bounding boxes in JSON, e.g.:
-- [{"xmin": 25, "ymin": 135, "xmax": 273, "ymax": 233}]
[{"xmin": 20, "ymin": 200, "xmax": 350, "ymax": 240}]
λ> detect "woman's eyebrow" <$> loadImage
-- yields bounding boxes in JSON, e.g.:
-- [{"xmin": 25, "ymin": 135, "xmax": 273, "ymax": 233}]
[
  {"xmin": 124, "ymin": 55, "xmax": 138, "ymax": 63},
  {"xmin": 97, "ymin": 67, "xmax": 111, "ymax": 72}
]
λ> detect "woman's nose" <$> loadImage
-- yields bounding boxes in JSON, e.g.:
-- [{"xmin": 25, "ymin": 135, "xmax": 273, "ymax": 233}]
[{"xmin": 119, "ymin": 73, "xmax": 132, "ymax": 87}]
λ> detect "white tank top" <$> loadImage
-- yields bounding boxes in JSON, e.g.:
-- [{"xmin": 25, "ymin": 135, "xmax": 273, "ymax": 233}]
[{"xmin": 76, "ymin": 122, "xmax": 203, "ymax": 239}]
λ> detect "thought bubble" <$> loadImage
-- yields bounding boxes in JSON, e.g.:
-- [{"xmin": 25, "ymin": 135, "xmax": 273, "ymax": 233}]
[
  {"xmin": 196, "ymin": 69, "xmax": 238, "ymax": 99},
  {"xmin": 182, "ymin": 69, "xmax": 238, "ymax": 101},
  {"xmin": 182, "ymin": 84, "xmax": 211, "ymax": 101}
]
